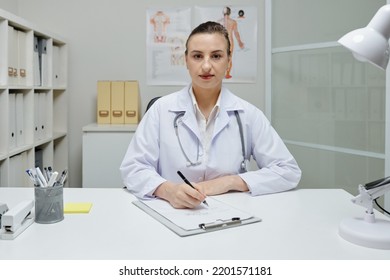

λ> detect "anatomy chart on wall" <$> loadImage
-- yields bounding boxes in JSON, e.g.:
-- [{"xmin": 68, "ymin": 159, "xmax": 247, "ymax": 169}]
[
  {"xmin": 146, "ymin": 8, "xmax": 192, "ymax": 85},
  {"xmin": 146, "ymin": 6, "xmax": 258, "ymax": 85},
  {"xmin": 194, "ymin": 6, "xmax": 258, "ymax": 83}
]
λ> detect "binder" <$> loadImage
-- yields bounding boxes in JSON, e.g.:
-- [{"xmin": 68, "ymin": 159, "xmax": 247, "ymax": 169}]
[
  {"xmin": 8, "ymin": 25, "xmax": 17, "ymax": 86},
  {"xmin": 133, "ymin": 197, "xmax": 261, "ymax": 237},
  {"xmin": 110, "ymin": 81, "xmax": 125, "ymax": 124},
  {"xmin": 33, "ymin": 92, "xmax": 47, "ymax": 140},
  {"xmin": 39, "ymin": 92, "xmax": 47, "ymax": 139},
  {"xmin": 52, "ymin": 45, "xmax": 60, "ymax": 87},
  {"xmin": 38, "ymin": 38, "xmax": 48, "ymax": 87},
  {"xmin": 17, "ymin": 30, "xmax": 27, "ymax": 86},
  {"xmin": 34, "ymin": 92, "xmax": 40, "ymax": 141},
  {"xmin": 124, "ymin": 81, "xmax": 140, "ymax": 124},
  {"xmin": 97, "ymin": 81, "xmax": 111, "ymax": 124},
  {"xmin": 33, "ymin": 36, "xmax": 41, "ymax": 86},
  {"xmin": 8, "ymin": 93, "xmax": 16, "ymax": 150},
  {"xmin": 15, "ymin": 93, "xmax": 24, "ymax": 147}
]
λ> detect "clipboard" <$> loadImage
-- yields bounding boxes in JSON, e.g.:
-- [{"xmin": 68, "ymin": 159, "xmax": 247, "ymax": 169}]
[{"xmin": 132, "ymin": 197, "xmax": 261, "ymax": 237}]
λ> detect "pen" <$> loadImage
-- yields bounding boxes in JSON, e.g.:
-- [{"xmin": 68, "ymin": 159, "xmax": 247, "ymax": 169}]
[
  {"xmin": 47, "ymin": 171, "xmax": 59, "ymax": 187},
  {"xmin": 177, "ymin": 171, "xmax": 209, "ymax": 207},
  {"xmin": 35, "ymin": 167, "xmax": 48, "ymax": 187},
  {"xmin": 43, "ymin": 167, "xmax": 50, "ymax": 182},
  {"xmin": 26, "ymin": 169, "xmax": 38, "ymax": 186},
  {"xmin": 47, "ymin": 166, "xmax": 53, "ymax": 177},
  {"xmin": 58, "ymin": 169, "xmax": 68, "ymax": 185}
]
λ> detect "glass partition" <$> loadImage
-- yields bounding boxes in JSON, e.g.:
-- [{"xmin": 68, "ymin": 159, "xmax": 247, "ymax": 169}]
[{"xmin": 270, "ymin": 0, "xmax": 386, "ymax": 195}]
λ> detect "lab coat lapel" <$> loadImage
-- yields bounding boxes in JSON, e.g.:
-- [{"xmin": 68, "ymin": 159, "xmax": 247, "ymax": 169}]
[
  {"xmin": 170, "ymin": 86, "xmax": 201, "ymax": 141},
  {"xmin": 213, "ymin": 110, "xmax": 230, "ymax": 139},
  {"xmin": 181, "ymin": 112, "xmax": 201, "ymax": 141},
  {"xmin": 212, "ymin": 88, "xmax": 241, "ymax": 140}
]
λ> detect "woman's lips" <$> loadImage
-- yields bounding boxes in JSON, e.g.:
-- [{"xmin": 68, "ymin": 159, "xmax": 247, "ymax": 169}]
[{"xmin": 199, "ymin": 74, "xmax": 214, "ymax": 79}]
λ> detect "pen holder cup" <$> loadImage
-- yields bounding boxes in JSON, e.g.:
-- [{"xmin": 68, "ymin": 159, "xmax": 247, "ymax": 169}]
[{"xmin": 34, "ymin": 184, "xmax": 64, "ymax": 224}]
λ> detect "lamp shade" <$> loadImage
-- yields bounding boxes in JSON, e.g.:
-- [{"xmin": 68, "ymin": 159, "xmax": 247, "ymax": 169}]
[{"xmin": 338, "ymin": 4, "xmax": 390, "ymax": 70}]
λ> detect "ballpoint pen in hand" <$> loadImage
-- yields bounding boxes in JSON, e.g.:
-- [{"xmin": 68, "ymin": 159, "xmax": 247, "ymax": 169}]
[{"xmin": 177, "ymin": 171, "xmax": 209, "ymax": 207}]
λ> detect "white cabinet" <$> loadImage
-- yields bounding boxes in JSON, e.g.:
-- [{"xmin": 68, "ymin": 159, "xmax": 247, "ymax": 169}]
[
  {"xmin": 82, "ymin": 123, "xmax": 137, "ymax": 188},
  {"xmin": 0, "ymin": 9, "xmax": 68, "ymax": 187}
]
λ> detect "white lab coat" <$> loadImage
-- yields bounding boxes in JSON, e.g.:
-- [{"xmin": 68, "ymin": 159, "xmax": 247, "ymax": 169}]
[{"xmin": 120, "ymin": 85, "xmax": 301, "ymax": 199}]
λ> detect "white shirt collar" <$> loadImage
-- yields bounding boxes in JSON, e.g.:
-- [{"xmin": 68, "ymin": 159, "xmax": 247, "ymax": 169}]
[{"xmin": 188, "ymin": 87, "xmax": 221, "ymax": 120}]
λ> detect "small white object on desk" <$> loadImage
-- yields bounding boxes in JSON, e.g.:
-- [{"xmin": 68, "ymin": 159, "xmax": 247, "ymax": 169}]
[{"xmin": 0, "ymin": 200, "xmax": 34, "ymax": 240}]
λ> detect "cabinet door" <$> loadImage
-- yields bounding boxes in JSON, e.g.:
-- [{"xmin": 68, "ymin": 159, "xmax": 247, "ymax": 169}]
[{"xmin": 82, "ymin": 132, "xmax": 133, "ymax": 188}]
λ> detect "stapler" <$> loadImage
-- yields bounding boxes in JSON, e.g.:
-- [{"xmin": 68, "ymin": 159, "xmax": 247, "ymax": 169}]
[
  {"xmin": 0, "ymin": 200, "xmax": 34, "ymax": 240},
  {"xmin": 0, "ymin": 202, "xmax": 9, "ymax": 228}
]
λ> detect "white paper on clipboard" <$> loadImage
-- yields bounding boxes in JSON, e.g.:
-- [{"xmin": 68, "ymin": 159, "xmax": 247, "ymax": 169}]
[{"xmin": 133, "ymin": 197, "xmax": 261, "ymax": 236}]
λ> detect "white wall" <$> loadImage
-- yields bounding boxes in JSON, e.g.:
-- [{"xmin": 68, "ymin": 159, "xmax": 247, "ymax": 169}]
[
  {"xmin": 0, "ymin": 0, "xmax": 17, "ymax": 13},
  {"xmin": 12, "ymin": 0, "xmax": 264, "ymax": 187}
]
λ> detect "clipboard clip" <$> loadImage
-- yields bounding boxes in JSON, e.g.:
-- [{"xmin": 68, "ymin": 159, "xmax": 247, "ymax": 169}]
[{"xmin": 199, "ymin": 217, "xmax": 241, "ymax": 230}]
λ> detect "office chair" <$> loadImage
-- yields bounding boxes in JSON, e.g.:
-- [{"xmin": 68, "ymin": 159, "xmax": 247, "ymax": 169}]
[{"xmin": 145, "ymin": 96, "xmax": 161, "ymax": 112}]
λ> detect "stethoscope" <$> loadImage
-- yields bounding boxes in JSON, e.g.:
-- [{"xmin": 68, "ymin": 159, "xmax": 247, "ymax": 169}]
[{"xmin": 173, "ymin": 110, "xmax": 248, "ymax": 172}]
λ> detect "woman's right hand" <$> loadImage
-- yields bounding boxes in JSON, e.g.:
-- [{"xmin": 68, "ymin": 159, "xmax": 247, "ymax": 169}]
[{"xmin": 153, "ymin": 181, "xmax": 206, "ymax": 209}]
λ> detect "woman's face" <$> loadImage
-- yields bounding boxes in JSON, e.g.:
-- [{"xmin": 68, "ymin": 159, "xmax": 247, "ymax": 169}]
[{"xmin": 185, "ymin": 33, "xmax": 230, "ymax": 92}]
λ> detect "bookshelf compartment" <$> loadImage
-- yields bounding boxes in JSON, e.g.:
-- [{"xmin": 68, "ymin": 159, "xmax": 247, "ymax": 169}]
[{"xmin": 0, "ymin": 9, "xmax": 68, "ymax": 187}]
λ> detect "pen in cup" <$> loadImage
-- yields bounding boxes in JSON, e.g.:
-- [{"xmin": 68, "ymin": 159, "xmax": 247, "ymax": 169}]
[
  {"xmin": 35, "ymin": 167, "xmax": 48, "ymax": 187},
  {"xmin": 47, "ymin": 171, "xmax": 59, "ymax": 187},
  {"xmin": 177, "ymin": 171, "xmax": 209, "ymax": 207}
]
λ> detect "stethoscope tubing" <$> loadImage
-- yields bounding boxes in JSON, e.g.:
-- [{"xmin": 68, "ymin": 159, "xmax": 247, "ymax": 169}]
[
  {"xmin": 173, "ymin": 111, "xmax": 247, "ymax": 171},
  {"xmin": 174, "ymin": 112, "xmax": 201, "ymax": 166}
]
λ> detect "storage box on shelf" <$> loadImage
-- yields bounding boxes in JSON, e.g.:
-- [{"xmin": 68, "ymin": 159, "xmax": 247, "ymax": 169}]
[{"xmin": 0, "ymin": 9, "xmax": 68, "ymax": 187}]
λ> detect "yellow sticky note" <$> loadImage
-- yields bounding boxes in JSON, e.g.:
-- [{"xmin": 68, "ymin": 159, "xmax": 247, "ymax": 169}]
[{"xmin": 64, "ymin": 202, "xmax": 93, "ymax": 214}]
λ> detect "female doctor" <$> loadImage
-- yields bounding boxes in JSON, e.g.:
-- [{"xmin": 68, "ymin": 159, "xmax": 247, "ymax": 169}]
[{"xmin": 120, "ymin": 21, "xmax": 301, "ymax": 209}]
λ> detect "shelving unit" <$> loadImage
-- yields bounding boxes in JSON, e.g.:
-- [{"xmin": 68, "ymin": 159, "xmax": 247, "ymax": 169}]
[{"xmin": 0, "ymin": 9, "xmax": 68, "ymax": 187}]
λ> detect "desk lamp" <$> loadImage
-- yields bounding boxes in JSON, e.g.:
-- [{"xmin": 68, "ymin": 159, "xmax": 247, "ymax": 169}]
[
  {"xmin": 338, "ymin": 4, "xmax": 390, "ymax": 249},
  {"xmin": 338, "ymin": 4, "xmax": 390, "ymax": 70}
]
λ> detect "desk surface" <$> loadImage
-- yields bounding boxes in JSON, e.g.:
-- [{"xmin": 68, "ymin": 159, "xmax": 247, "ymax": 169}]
[{"xmin": 1, "ymin": 187, "xmax": 390, "ymax": 260}]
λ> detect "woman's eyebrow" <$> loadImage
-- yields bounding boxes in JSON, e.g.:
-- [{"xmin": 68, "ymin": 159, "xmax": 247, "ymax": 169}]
[{"xmin": 189, "ymin": 49, "xmax": 224, "ymax": 54}]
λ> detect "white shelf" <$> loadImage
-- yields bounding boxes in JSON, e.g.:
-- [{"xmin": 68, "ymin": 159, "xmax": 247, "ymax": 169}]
[{"xmin": 0, "ymin": 9, "xmax": 68, "ymax": 187}]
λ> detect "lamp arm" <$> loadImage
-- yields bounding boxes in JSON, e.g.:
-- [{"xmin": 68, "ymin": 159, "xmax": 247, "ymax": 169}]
[
  {"xmin": 352, "ymin": 183, "xmax": 390, "ymax": 214},
  {"xmin": 366, "ymin": 183, "xmax": 390, "ymax": 200}
]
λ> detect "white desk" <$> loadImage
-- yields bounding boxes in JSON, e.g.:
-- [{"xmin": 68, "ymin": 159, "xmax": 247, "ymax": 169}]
[
  {"xmin": 1, "ymin": 187, "xmax": 390, "ymax": 260},
  {"xmin": 82, "ymin": 123, "xmax": 137, "ymax": 188}
]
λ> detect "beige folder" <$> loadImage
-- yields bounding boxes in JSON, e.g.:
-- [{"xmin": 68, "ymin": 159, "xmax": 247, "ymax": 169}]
[
  {"xmin": 110, "ymin": 81, "xmax": 125, "ymax": 124},
  {"xmin": 124, "ymin": 81, "xmax": 140, "ymax": 124},
  {"xmin": 97, "ymin": 81, "xmax": 111, "ymax": 124}
]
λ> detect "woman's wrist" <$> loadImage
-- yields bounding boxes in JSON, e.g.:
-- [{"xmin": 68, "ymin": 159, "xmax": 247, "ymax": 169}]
[
  {"xmin": 200, "ymin": 175, "xmax": 249, "ymax": 195},
  {"xmin": 153, "ymin": 181, "xmax": 174, "ymax": 200},
  {"xmin": 226, "ymin": 175, "xmax": 249, "ymax": 192}
]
